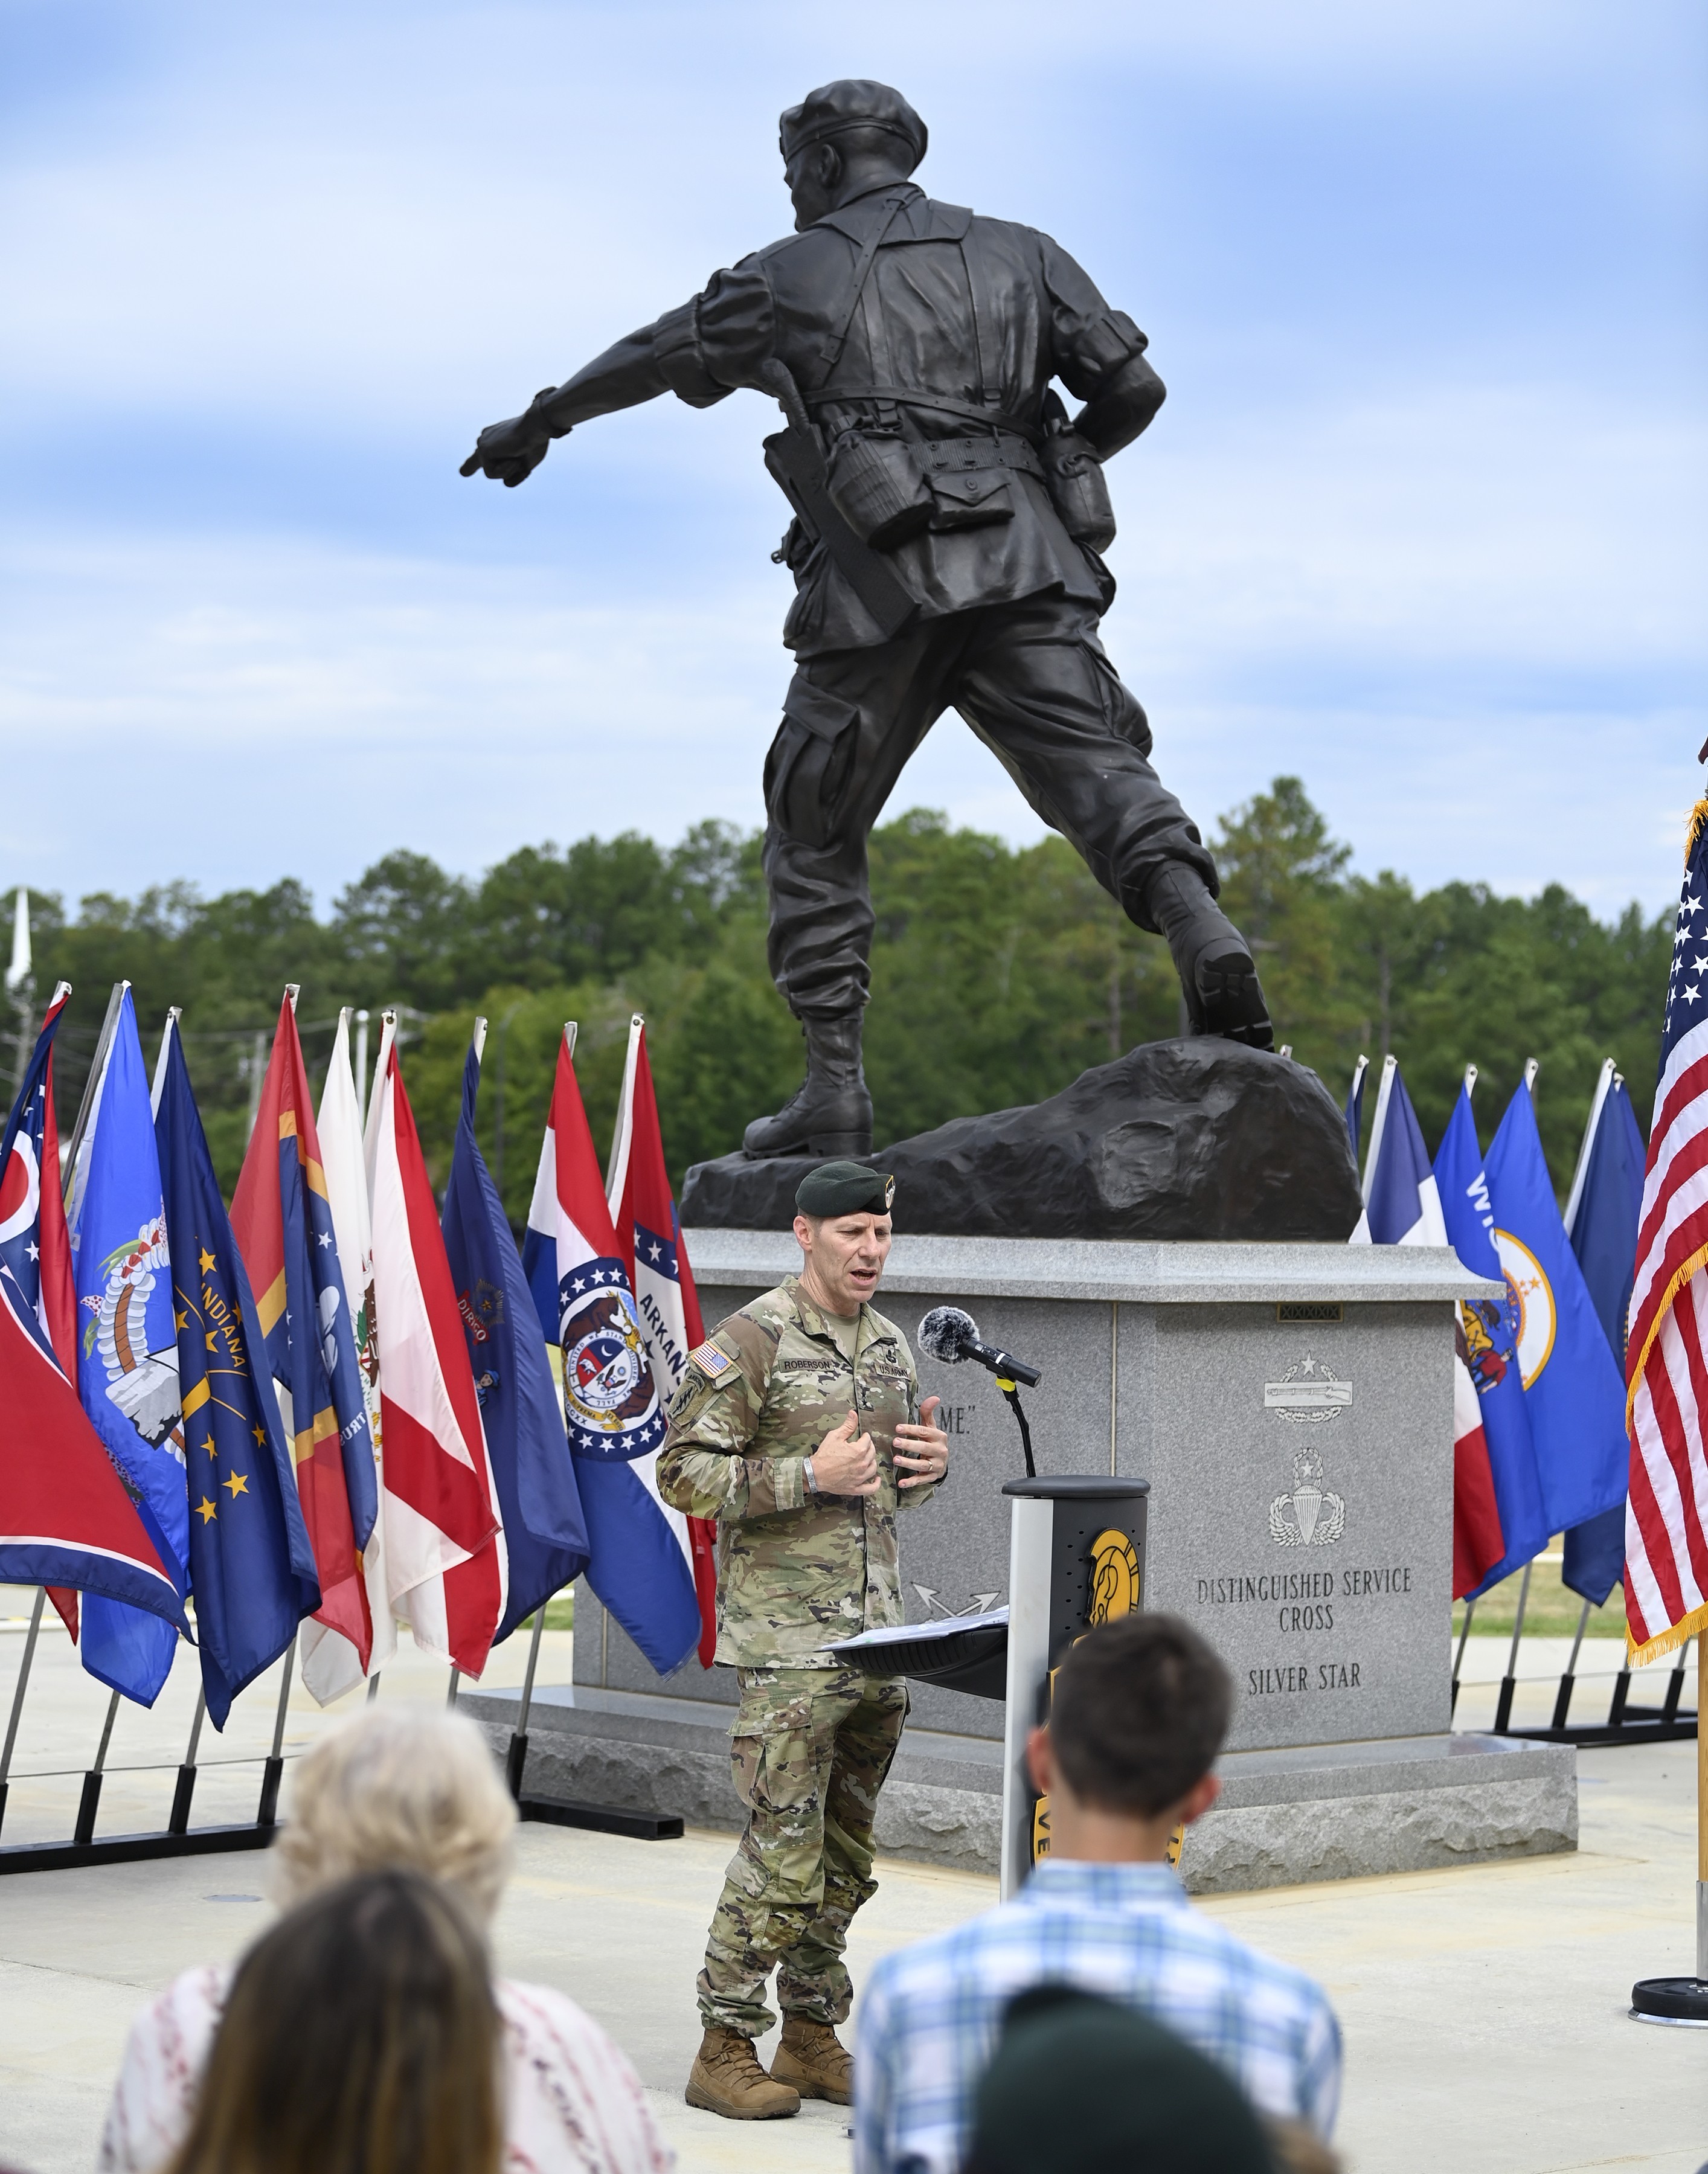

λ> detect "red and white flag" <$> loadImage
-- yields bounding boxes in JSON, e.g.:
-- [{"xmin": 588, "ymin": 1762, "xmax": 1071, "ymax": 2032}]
[
  {"xmin": 365, "ymin": 1019, "xmax": 506, "ymax": 1674},
  {"xmin": 1624, "ymin": 806, "xmax": 1708, "ymax": 1663},
  {"xmin": 606, "ymin": 1015, "xmax": 719, "ymax": 1666}
]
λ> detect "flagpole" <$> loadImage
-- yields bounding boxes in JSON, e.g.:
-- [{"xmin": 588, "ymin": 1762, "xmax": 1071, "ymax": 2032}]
[
  {"xmin": 506, "ymin": 1603, "xmax": 550, "ymax": 1801},
  {"xmin": 62, "ymin": 981, "xmax": 126, "ymax": 1195},
  {"xmin": 73, "ymin": 1689, "xmax": 121, "ymax": 1847},
  {"xmin": 257, "ymin": 1637, "xmax": 295, "ymax": 1828},
  {"xmin": 1564, "ymin": 1059, "xmax": 1616, "ymax": 1237},
  {"xmin": 1552, "ymin": 1597, "xmax": 1592, "ymax": 1728},
  {"xmin": 1450, "ymin": 1595, "xmax": 1475, "ymax": 1717},
  {"xmin": 1698, "ymin": 1629, "xmax": 1706, "ymax": 1983},
  {"xmin": 149, "ymin": 1008, "xmax": 182, "ymax": 1117},
  {"xmin": 471, "ymin": 1016, "xmax": 488, "ymax": 1066},
  {"xmin": 0, "ymin": 1586, "xmax": 47, "ymax": 1837},
  {"xmin": 169, "ymin": 1687, "xmax": 207, "ymax": 1835}
]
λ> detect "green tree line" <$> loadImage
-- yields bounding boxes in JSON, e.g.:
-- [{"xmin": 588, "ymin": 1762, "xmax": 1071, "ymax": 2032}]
[{"xmin": 3, "ymin": 777, "xmax": 1671, "ymax": 1217}]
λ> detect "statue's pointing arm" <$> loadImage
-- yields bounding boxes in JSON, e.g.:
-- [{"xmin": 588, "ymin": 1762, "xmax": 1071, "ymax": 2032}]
[
  {"xmin": 1041, "ymin": 237, "xmax": 1167, "ymax": 462},
  {"xmin": 459, "ymin": 261, "xmax": 769, "ymax": 487}
]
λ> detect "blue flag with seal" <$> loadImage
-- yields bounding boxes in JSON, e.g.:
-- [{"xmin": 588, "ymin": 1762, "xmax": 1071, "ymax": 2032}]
[
  {"xmin": 1484, "ymin": 1071, "xmax": 1628, "ymax": 1538},
  {"xmin": 66, "ymin": 989, "xmax": 188, "ymax": 1705},
  {"xmin": 443, "ymin": 1034, "xmax": 589, "ymax": 1646},
  {"xmin": 155, "ymin": 1019, "xmax": 319, "ymax": 1727},
  {"xmin": 1433, "ymin": 1080, "xmax": 1549, "ymax": 1594},
  {"xmin": 1559, "ymin": 1064, "xmax": 1648, "ymax": 1606}
]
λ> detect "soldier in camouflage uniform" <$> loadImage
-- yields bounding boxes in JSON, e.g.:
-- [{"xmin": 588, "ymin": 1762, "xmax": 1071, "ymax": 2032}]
[{"xmin": 656, "ymin": 1160, "xmax": 949, "ymax": 2121}]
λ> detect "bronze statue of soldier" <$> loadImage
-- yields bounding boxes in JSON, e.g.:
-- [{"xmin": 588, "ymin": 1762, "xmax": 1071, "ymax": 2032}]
[{"xmin": 463, "ymin": 80, "xmax": 1273, "ymax": 1158}]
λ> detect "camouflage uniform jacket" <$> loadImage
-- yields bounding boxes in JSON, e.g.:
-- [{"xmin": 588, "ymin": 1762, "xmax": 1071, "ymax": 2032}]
[{"xmin": 655, "ymin": 1277, "xmax": 939, "ymax": 1669}]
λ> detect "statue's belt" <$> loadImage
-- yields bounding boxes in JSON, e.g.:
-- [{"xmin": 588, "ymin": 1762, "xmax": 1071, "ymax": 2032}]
[{"xmin": 804, "ymin": 385, "xmax": 1044, "ymax": 449}]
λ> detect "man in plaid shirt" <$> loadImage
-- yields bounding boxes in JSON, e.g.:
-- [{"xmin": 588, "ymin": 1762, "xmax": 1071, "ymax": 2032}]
[{"xmin": 853, "ymin": 1615, "xmax": 1341, "ymax": 2172}]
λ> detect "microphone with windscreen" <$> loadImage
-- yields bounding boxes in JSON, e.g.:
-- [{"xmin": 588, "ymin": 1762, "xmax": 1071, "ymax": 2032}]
[{"xmin": 918, "ymin": 1306, "xmax": 1042, "ymax": 1388}]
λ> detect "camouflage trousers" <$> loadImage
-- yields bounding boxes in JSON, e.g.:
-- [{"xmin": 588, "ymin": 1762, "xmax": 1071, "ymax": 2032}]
[{"xmin": 698, "ymin": 1664, "xmax": 908, "ymax": 2037}]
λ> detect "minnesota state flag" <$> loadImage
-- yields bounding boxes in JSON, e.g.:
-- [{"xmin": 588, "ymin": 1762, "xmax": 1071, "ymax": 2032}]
[{"xmin": 156, "ymin": 1020, "xmax": 319, "ymax": 1726}]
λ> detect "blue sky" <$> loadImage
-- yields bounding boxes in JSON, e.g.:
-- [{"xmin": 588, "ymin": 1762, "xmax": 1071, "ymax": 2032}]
[{"xmin": 1, "ymin": 0, "xmax": 1703, "ymax": 918}]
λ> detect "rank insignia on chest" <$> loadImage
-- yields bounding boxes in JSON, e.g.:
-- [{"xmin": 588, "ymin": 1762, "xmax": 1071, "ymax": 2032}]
[{"xmin": 690, "ymin": 1342, "xmax": 733, "ymax": 1379}]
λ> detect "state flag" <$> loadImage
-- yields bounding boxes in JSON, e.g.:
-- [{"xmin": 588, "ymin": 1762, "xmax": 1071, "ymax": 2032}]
[
  {"xmin": 155, "ymin": 1019, "xmax": 319, "ymax": 1727},
  {"xmin": 443, "ymin": 1027, "xmax": 587, "ymax": 1645},
  {"xmin": 231, "ymin": 994, "xmax": 377, "ymax": 1667},
  {"xmin": 0, "ymin": 989, "xmax": 185, "ymax": 1639},
  {"xmin": 1352, "ymin": 1056, "xmax": 1503, "ymax": 1596},
  {"xmin": 521, "ymin": 1028, "xmax": 700, "ymax": 1678},
  {"xmin": 606, "ymin": 1014, "xmax": 718, "ymax": 1666},
  {"xmin": 1485, "ymin": 1073, "xmax": 1628, "ymax": 1535},
  {"xmin": 65, "ymin": 987, "xmax": 189, "ymax": 1705},
  {"xmin": 367, "ymin": 1019, "xmax": 507, "ymax": 1673},
  {"xmin": 1433, "ymin": 1080, "xmax": 1550, "ymax": 1594}
]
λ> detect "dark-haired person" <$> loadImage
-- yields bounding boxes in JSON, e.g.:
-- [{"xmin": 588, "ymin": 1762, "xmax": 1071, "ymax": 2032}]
[
  {"xmin": 657, "ymin": 1158, "xmax": 949, "ymax": 2119},
  {"xmin": 852, "ymin": 1614, "xmax": 1341, "ymax": 2174},
  {"xmin": 162, "ymin": 1868, "xmax": 501, "ymax": 2174}
]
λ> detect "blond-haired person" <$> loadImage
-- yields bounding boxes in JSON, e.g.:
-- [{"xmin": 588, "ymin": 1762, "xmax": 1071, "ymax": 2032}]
[{"xmin": 99, "ymin": 1707, "xmax": 672, "ymax": 2174}]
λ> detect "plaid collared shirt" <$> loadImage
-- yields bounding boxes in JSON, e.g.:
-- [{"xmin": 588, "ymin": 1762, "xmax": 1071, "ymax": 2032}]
[{"xmin": 853, "ymin": 1859, "xmax": 1342, "ymax": 2173}]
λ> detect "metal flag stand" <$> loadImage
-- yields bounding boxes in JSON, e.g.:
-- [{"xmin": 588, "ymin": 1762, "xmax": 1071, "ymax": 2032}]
[
  {"xmin": 0, "ymin": 1602, "xmax": 295, "ymax": 1876},
  {"xmin": 1629, "ymin": 1629, "xmax": 1708, "ymax": 2027},
  {"xmin": 1475, "ymin": 1555, "xmax": 1697, "ymax": 1751}
]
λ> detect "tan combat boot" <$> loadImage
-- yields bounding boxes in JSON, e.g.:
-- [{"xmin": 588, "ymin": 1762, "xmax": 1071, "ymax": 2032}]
[
  {"xmin": 685, "ymin": 2026, "xmax": 801, "ymax": 2120},
  {"xmin": 771, "ymin": 2015, "xmax": 853, "ymax": 2105}
]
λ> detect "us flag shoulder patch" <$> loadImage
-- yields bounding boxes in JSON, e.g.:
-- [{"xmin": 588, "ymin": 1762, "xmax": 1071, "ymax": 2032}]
[{"xmin": 690, "ymin": 1341, "xmax": 733, "ymax": 1379}]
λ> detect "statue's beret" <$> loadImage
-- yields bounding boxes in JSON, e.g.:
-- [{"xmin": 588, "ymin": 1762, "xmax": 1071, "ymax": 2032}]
[
  {"xmin": 795, "ymin": 1160, "xmax": 896, "ymax": 1219},
  {"xmin": 779, "ymin": 80, "xmax": 928, "ymax": 169}
]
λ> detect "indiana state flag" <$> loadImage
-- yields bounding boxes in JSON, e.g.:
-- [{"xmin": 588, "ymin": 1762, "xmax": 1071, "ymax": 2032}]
[
  {"xmin": 66, "ymin": 987, "xmax": 188, "ymax": 1705},
  {"xmin": 444, "ymin": 1030, "xmax": 588, "ymax": 1647},
  {"xmin": 1485, "ymin": 1072, "xmax": 1628, "ymax": 1537},
  {"xmin": 1434, "ymin": 1080, "xmax": 1549, "ymax": 1594},
  {"xmin": 1560, "ymin": 1063, "xmax": 1648, "ymax": 1606},
  {"xmin": 156, "ymin": 1021, "xmax": 319, "ymax": 1727}
]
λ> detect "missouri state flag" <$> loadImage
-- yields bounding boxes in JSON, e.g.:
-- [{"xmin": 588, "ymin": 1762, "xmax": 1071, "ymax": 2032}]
[
  {"xmin": 522, "ymin": 1027, "xmax": 700, "ymax": 1677},
  {"xmin": 231, "ymin": 993, "xmax": 377, "ymax": 1669},
  {"xmin": 1351, "ymin": 1056, "xmax": 1504, "ymax": 1596},
  {"xmin": 606, "ymin": 1014, "xmax": 718, "ymax": 1665},
  {"xmin": 155, "ymin": 1018, "xmax": 319, "ymax": 1726},
  {"xmin": 367, "ymin": 1019, "xmax": 507, "ymax": 1673},
  {"xmin": 0, "ymin": 987, "xmax": 185, "ymax": 1639}
]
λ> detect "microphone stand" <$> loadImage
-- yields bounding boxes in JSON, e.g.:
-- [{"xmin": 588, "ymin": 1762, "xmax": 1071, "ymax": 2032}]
[{"xmin": 996, "ymin": 1376, "xmax": 1037, "ymax": 1480}]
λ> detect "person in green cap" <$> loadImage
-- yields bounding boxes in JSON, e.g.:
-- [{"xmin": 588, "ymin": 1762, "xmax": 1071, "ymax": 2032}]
[{"xmin": 657, "ymin": 1159, "xmax": 950, "ymax": 2122}]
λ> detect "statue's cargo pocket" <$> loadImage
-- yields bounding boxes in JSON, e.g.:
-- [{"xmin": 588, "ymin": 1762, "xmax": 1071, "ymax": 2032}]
[
  {"xmin": 765, "ymin": 679, "xmax": 862, "ymax": 849},
  {"xmin": 824, "ymin": 431, "xmax": 933, "ymax": 549},
  {"xmin": 925, "ymin": 465, "xmax": 1015, "ymax": 531},
  {"xmin": 1041, "ymin": 430, "xmax": 1116, "ymax": 552}
]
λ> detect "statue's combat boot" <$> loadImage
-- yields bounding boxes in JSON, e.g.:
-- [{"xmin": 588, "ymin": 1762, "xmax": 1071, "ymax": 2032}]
[
  {"xmin": 1147, "ymin": 863, "xmax": 1275, "ymax": 1050},
  {"xmin": 770, "ymin": 2015, "xmax": 855, "ymax": 2105},
  {"xmin": 742, "ymin": 1013, "xmax": 873, "ymax": 1159}
]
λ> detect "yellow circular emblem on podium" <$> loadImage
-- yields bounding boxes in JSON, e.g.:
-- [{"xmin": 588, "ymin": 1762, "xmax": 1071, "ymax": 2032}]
[{"xmin": 1087, "ymin": 1528, "xmax": 1141, "ymax": 1626}]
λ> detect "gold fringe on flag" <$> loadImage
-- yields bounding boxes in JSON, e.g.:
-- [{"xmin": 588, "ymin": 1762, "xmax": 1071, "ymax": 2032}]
[
  {"xmin": 1628, "ymin": 1597, "xmax": 1708, "ymax": 1670},
  {"xmin": 1686, "ymin": 796, "xmax": 1708, "ymax": 861}
]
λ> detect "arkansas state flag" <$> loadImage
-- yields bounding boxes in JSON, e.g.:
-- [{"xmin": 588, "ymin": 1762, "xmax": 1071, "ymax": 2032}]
[
  {"xmin": 0, "ymin": 988, "xmax": 186, "ymax": 1637},
  {"xmin": 521, "ymin": 1027, "xmax": 699, "ymax": 1677},
  {"xmin": 231, "ymin": 995, "xmax": 377, "ymax": 1666},
  {"xmin": 367, "ymin": 1019, "xmax": 507, "ymax": 1674},
  {"xmin": 606, "ymin": 1014, "xmax": 718, "ymax": 1666}
]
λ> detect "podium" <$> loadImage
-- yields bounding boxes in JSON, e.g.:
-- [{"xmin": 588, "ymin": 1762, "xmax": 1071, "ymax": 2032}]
[{"xmin": 832, "ymin": 1473, "xmax": 1150, "ymax": 1899}]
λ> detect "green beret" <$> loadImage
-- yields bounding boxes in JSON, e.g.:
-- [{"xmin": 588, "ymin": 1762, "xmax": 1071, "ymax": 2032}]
[
  {"xmin": 779, "ymin": 80, "xmax": 928, "ymax": 169},
  {"xmin": 794, "ymin": 1160, "xmax": 896, "ymax": 1219}
]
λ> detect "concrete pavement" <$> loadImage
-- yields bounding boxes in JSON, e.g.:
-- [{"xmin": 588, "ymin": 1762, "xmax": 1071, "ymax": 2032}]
[{"xmin": 2, "ymin": 1606, "xmax": 1704, "ymax": 2173}]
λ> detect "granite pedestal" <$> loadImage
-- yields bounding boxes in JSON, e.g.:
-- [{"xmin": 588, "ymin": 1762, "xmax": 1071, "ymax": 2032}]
[{"xmin": 462, "ymin": 1236, "xmax": 1578, "ymax": 1890}]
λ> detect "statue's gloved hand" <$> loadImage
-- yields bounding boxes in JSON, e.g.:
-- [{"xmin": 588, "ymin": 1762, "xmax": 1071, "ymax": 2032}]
[{"xmin": 458, "ymin": 392, "xmax": 564, "ymax": 486}]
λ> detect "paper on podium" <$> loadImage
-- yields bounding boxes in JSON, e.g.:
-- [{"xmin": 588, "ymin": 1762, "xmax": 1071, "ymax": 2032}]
[{"xmin": 826, "ymin": 1607, "xmax": 1009, "ymax": 1702}]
